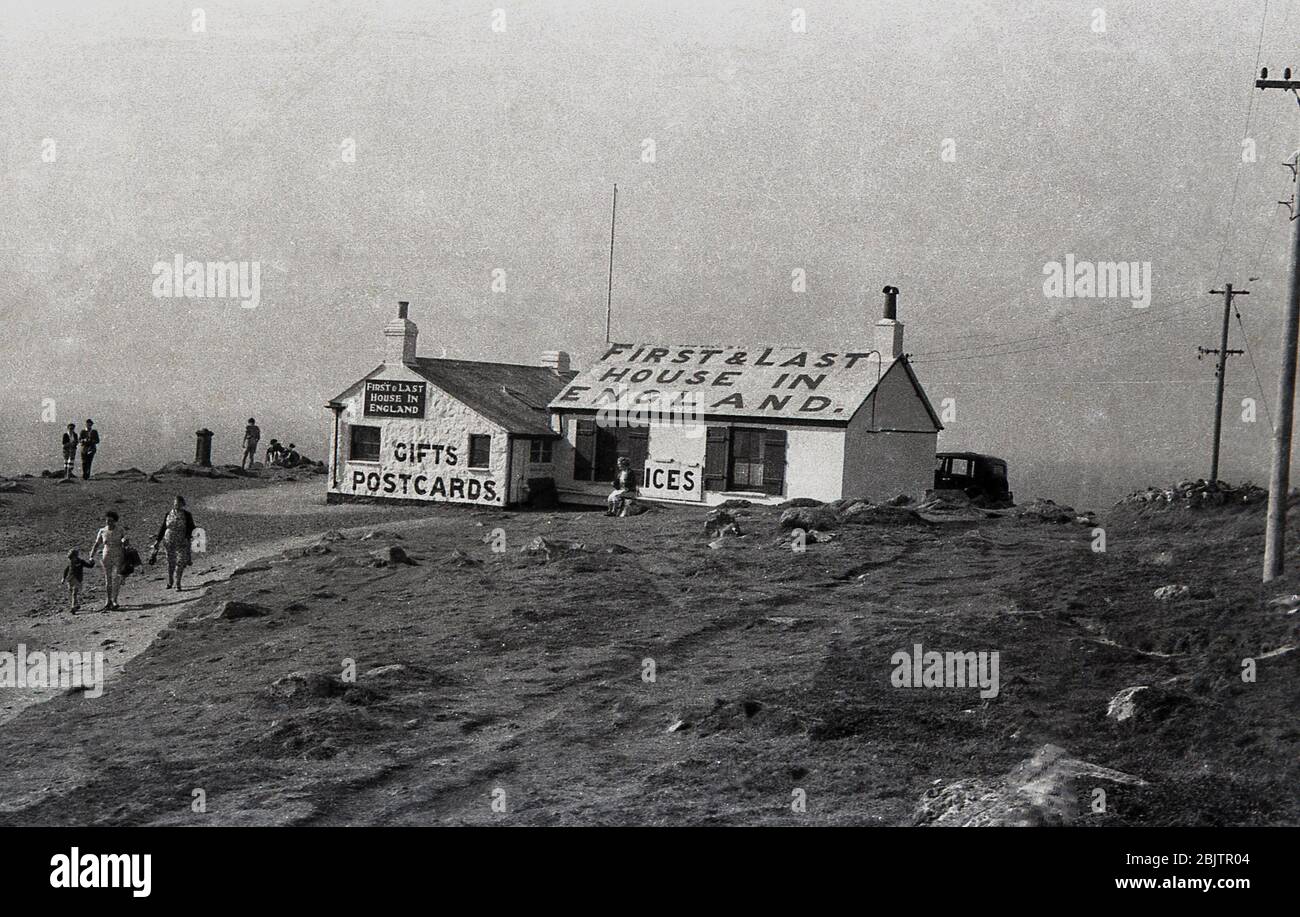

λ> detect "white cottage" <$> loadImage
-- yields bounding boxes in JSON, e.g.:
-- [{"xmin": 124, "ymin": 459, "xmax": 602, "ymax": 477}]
[
  {"xmin": 547, "ymin": 287, "xmax": 943, "ymax": 506},
  {"xmin": 325, "ymin": 302, "xmax": 574, "ymax": 506}
]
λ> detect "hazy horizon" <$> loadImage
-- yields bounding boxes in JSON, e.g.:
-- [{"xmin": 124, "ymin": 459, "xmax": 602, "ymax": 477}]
[{"xmin": 3, "ymin": 0, "xmax": 1296, "ymax": 509}]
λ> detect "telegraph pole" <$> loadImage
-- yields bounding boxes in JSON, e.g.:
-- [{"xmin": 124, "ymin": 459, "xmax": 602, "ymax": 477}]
[
  {"xmin": 1201, "ymin": 283, "xmax": 1247, "ymax": 482},
  {"xmin": 1257, "ymin": 67, "xmax": 1300, "ymax": 581},
  {"xmin": 605, "ymin": 183, "xmax": 617, "ymax": 344}
]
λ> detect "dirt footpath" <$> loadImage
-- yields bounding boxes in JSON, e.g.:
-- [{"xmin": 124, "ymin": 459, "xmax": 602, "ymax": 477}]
[{"xmin": 0, "ymin": 478, "xmax": 451, "ymax": 725}]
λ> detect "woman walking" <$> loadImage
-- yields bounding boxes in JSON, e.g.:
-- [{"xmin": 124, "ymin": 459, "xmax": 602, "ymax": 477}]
[
  {"xmin": 150, "ymin": 494, "xmax": 195, "ymax": 587},
  {"xmin": 90, "ymin": 510, "xmax": 127, "ymax": 611},
  {"xmin": 150, "ymin": 495, "xmax": 196, "ymax": 590}
]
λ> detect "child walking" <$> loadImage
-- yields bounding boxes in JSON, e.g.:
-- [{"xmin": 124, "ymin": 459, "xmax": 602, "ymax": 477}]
[{"xmin": 62, "ymin": 548, "xmax": 95, "ymax": 613}]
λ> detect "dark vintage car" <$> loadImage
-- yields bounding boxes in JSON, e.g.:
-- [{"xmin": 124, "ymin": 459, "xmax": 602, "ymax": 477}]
[{"xmin": 934, "ymin": 452, "xmax": 1013, "ymax": 505}]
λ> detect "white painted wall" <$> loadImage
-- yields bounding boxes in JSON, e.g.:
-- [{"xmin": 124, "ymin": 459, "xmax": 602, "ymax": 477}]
[
  {"xmin": 839, "ymin": 359, "xmax": 939, "ymax": 502},
  {"xmin": 786, "ymin": 427, "xmax": 847, "ymax": 502},
  {"xmin": 327, "ymin": 366, "xmax": 510, "ymax": 506},
  {"xmin": 841, "ymin": 425, "xmax": 936, "ymax": 501}
]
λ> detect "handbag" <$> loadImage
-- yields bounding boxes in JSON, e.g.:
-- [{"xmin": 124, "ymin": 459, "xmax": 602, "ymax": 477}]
[{"xmin": 121, "ymin": 544, "xmax": 142, "ymax": 577}]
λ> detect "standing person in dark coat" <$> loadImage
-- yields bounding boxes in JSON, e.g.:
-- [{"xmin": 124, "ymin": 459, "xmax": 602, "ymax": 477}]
[
  {"xmin": 60, "ymin": 423, "xmax": 78, "ymax": 479},
  {"xmin": 241, "ymin": 418, "xmax": 261, "ymax": 470},
  {"xmin": 150, "ymin": 495, "xmax": 196, "ymax": 590},
  {"xmin": 78, "ymin": 419, "xmax": 100, "ymax": 480}
]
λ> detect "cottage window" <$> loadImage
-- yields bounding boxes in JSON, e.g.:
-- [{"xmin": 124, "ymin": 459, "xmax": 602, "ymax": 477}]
[
  {"xmin": 468, "ymin": 434, "xmax": 492, "ymax": 469},
  {"xmin": 529, "ymin": 438, "xmax": 553, "ymax": 463},
  {"xmin": 349, "ymin": 425, "xmax": 381, "ymax": 463},
  {"xmin": 703, "ymin": 426, "xmax": 786, "ymax": 496}
]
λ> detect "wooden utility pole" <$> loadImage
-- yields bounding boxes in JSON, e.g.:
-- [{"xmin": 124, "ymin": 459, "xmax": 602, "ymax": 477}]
[
  {"xmin": 1201, "ymin": 284, "xmax": 1247, "ymax": 482},
  {"xmin": 605, "ymin": 183, "xmax": 617, "ymax": 344},
  {"xmin": 1256, "ymin": 67, "xmax": 1300, "ymax": 581}
]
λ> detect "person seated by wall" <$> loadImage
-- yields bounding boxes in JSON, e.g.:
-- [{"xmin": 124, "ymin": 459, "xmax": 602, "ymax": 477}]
[{"xmin": 606, "ymin": 456, "xmax": 638, "ymax": 517}]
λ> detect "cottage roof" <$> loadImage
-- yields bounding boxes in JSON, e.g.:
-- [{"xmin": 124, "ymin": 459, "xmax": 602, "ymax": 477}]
[
  {"xmin": 409, "ymin": 358, "xmax": 575, "ymax": 437},
  {"xmin": 550, "ymin": 342, "xmax": 940, "ymax": 428}
]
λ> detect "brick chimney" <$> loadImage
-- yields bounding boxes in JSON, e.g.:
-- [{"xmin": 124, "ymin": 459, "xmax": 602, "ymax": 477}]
[
  {"xmin": 875, "ymin": 285, "xmax": 904, "ymax": 360},
  {"xmin": 384, "ymin": 300, "xmax": 418, "ymax": 366},
  {"xmin": 541, "ymin": 350, "xmax": 571, "ymax": 374}
]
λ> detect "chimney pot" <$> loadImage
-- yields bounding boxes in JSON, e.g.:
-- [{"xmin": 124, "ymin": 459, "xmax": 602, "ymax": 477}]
[
  {"xmin": 881, "ymin": 285, "xmax": 899, "ymax": 321},
  {"xmin": 875, "ymin": 286, "xmax": 904, "ymax": 360},
  {"xmin": 384, "ymin": 301, "xmax": 418, "ymax": 365},
  {"xmin": 541, "ymin": 350, "xmax": 571, "ymax": 375}
]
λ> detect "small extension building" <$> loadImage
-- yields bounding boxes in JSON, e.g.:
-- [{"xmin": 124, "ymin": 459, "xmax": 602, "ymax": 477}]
[
  {"xmin": 325, "ymin": 302, "xmax": 575, "ymax": 506},
  {"xmin": 547, "ymin": 288, "xmax": 943, "ymax": 506}
]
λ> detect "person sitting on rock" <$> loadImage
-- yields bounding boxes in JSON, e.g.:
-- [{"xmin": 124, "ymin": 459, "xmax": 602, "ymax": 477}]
[
  {"xmin": 265, "ymin": 439, "xmax": 284, "ymax": 465},
  {"xmin": 285, "ymin": 443, "xmax": 302, "ymax": 467},
  {"xmin": 606, "ymin": 456, "xmax": 637, "ymax": 517}
]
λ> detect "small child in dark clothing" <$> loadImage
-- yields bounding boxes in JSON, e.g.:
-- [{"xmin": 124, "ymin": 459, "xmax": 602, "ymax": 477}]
[{"xmin": 62, "ymin": 549, "xmax": 94, "ymax": 613}]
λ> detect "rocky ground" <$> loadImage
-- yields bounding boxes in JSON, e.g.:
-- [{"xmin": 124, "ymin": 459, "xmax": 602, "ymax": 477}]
[{"xmin": 0, "ymin": 469, "xmax": 1294, "ymax": 826}]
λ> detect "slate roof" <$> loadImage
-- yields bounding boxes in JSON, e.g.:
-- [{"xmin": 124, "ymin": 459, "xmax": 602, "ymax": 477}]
[{"xmin": 410, "ymin": 358, "xmax": 575, "ymax": 437}]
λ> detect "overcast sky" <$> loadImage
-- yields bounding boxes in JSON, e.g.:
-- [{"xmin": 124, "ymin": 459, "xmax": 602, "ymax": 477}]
[{"xmin": 2, "ymin": 0, "xmax": 1296, "ymax": 505}]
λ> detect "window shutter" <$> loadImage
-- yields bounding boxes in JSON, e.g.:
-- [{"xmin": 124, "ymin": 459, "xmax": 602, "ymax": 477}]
[
  {"xmin": 627, "ymin": 426, "xmax": 649, "ymax": 482},
  {"xmin": 595, "ymin": 424, "xmax": 619, "ymax": 482},
  {"xmin": 704, "ymin": 426, "xmax": 729, "ymax": 493},
  {"xmin": 762, "ymin": 429, "xmax": 787, "ymax": 496},
  {"xmin": 574, "ymin": 419, "xmax": 596, "ymax": 480}
]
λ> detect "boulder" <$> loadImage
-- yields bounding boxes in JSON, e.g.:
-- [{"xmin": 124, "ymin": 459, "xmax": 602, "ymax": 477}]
[
  {"xmin": 362, "ymin": 664, "xmax": 408, "ymax": 679},
  {"xmin": 370, "ymin": 545, "xmax": 418, "ymax": 567},
  {"xmin": 218, "ymin": 601, "xmax": 271, "ymax": 620},
  {"xmin": 1153, "ymin": 584, "xmax": 1189, "ymax": 601},
  {"xmin": 520, "ymin": 536, "xmax": 584, "ymax": 559},
  {"xmin": 1105, "ymin": 685, "xmax": 1149, "ymax": 723},
  {"xmin": 270, "ymin": 671, "xmax": 343, "ymax": 698},
  {"xmin": 777, "ymin": 497, "xmax": 825, "ymax": 509},
  {"xmin": 153, "ymin": 461, "xmax": 239, "ymax": 479},
  {"xmin": 1266, "ymin": 593, "xmax": 1300, "ymax": 614},
  {"xmin": 778, "ymin": 506, "xmax": 838, "ymax": 531},
  {"xmin": 914, "ymin": 744, "xmax": 1146, "ymax": 826},
  {"xmin": 270, "ymin": 671, "xmax": 381, "ymax": 704},
  {"xmin": 715, "ymin": 498, "xmax": 753, "ymax": 510},
  {"xmin": 840, "ymin": 502, "xmax": 924, "ymax": 525},
  {"xmin": 1011, "ymin": 498, "xmax": 1076, "ymax": 524},
  {"xmin": 282, "ymin": 543, "xmax": 331, "ymax": 559},
  {"xmin": 1106, "ymin": 684, "xmax": 1197, "ymax": 724}
]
